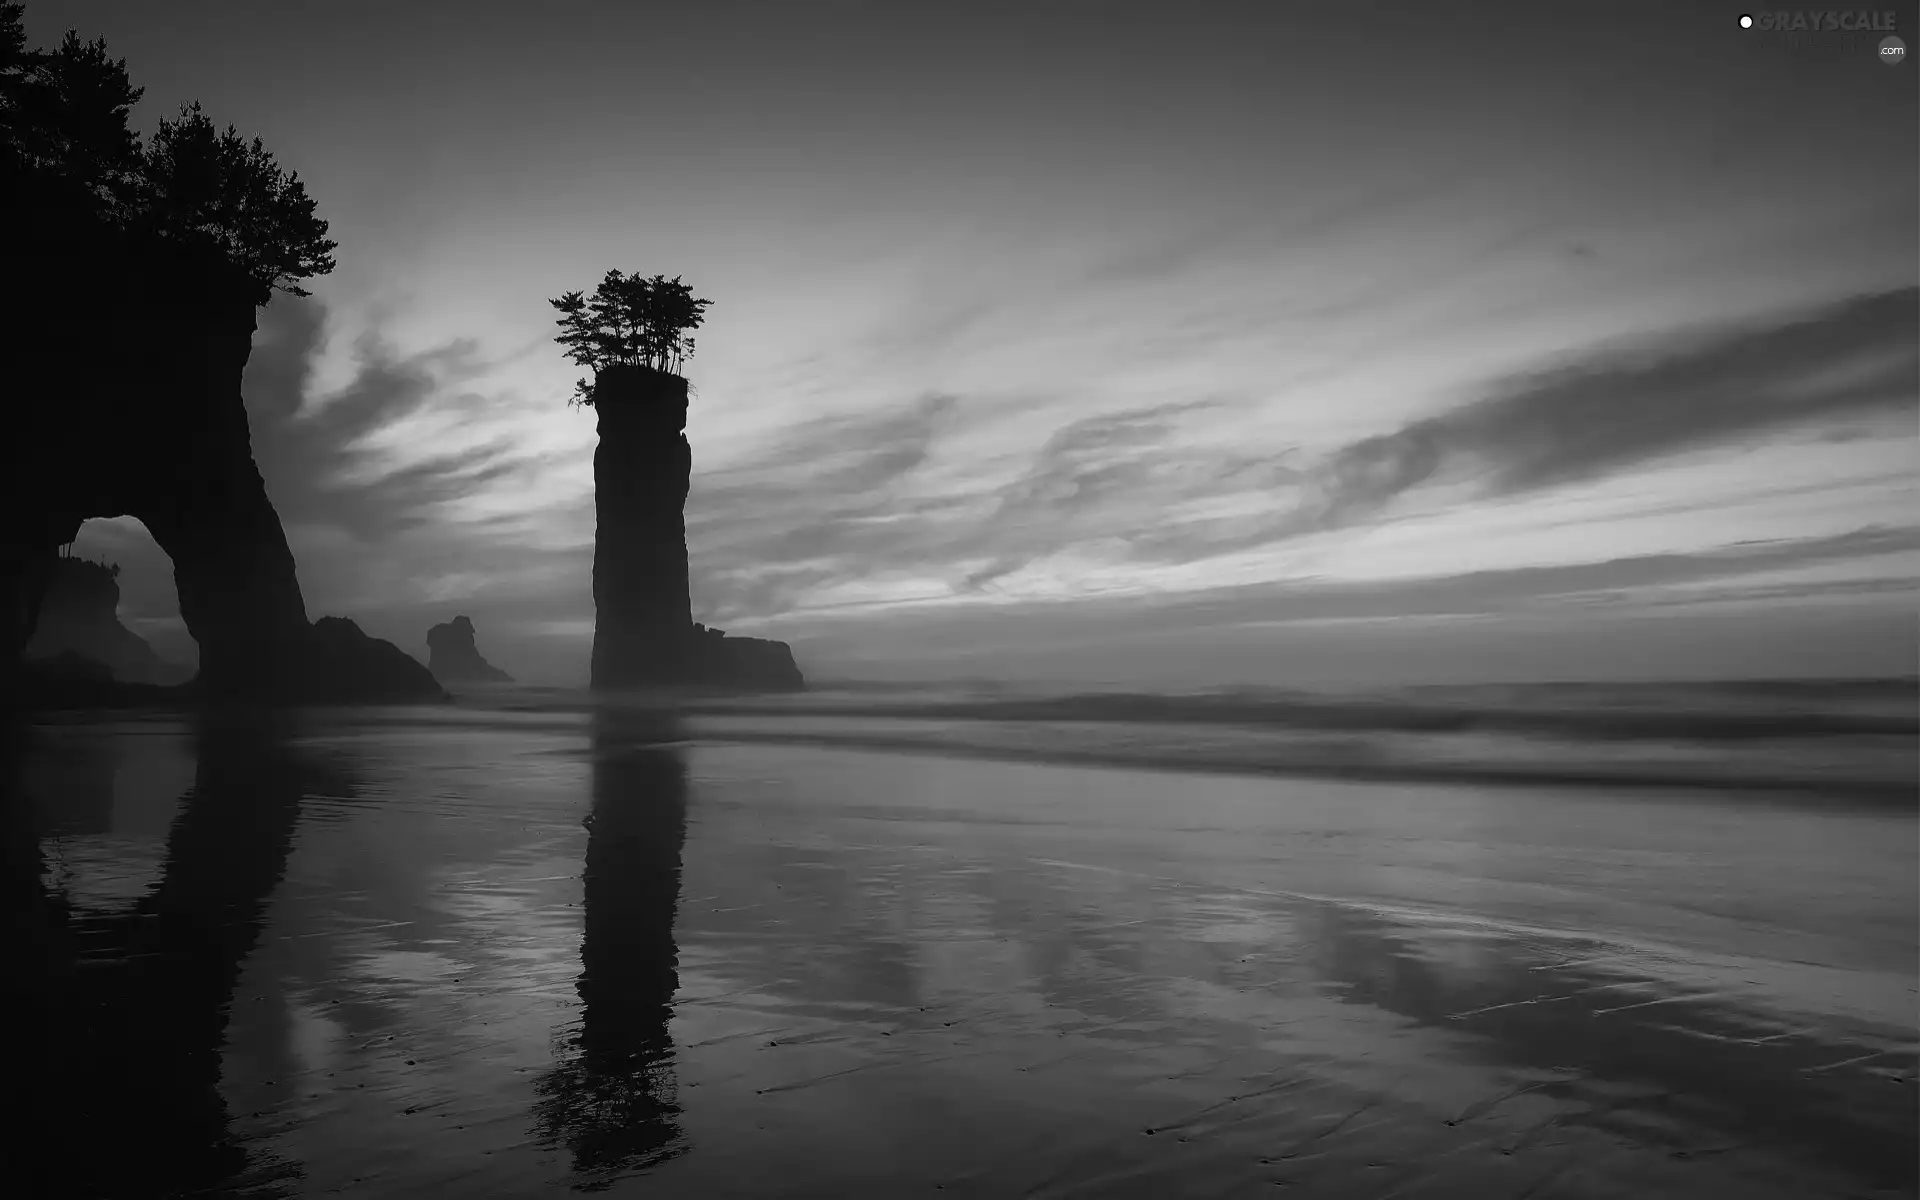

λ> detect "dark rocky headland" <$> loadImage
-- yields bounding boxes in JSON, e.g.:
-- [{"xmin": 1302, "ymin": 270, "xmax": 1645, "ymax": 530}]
[
  {"xmin": 0, "ymin": 245, "xmax": 446, "ymax": 712},
  {"xmin": 0, "ymin": 24, "xmax": 447, "ymax": 714}
]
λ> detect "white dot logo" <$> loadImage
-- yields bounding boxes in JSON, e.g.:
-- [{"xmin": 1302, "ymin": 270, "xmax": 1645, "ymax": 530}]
[
  {"xmin": 1739, "ymin": 13, "xmax": 1754, "ymax": 28},
  {"xmin": 1881, "ymin": 35, "xmax": 1907, "ymax": 64}
]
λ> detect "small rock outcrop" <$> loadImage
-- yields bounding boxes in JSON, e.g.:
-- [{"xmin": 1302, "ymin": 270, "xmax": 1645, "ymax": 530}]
[
  {"xmin": 686, "ymin": 624, "xmax": 805, "ymax": 691},
  {"xmin": 588, "ymin": 365, "xmax": 804, "ymax": 692},
  {"xmin": 306, "ymin": 617, "xmax": 447, "ymax": 703},
  {"xmin": 427, "ymin": 615, "xmax": 513, "ymax": 684},
  {"xmin": 23, "ymin": 555, "xmax": 183, "ymax": 684}
]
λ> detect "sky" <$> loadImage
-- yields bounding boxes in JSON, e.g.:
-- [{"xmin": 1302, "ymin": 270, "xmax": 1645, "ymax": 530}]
[{"xmin": 32, "ymin": 0, "xmax": 1920, "ymax": 688}]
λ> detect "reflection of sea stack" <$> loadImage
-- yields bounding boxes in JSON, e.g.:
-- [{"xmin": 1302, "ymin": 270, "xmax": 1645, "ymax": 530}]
[
  {"xmin": 530, "ymin": 708, "xmax": 690, "ymax": 1177},
  {"xmin": 427, "ymin": 615, "xmax": 513, "ymax": 684},
  {"xmin": 588, "ymin": 366, "xmax": 803, "ymax": 691}
]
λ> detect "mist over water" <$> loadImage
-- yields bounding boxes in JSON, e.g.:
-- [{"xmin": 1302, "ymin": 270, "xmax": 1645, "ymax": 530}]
[
  {"xmin": 7, "ymin": 688, "xmax": 1912, "ymax": 1197},
  {"xmin": 487, "ymin": 675, "xmax": 1920, "ymax": 799}
]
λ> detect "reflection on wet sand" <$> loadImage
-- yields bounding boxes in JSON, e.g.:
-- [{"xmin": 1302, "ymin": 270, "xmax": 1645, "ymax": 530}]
[
  {"xmin": 648, "ymin": 746, "xmax": 1916, "ymax": 1199},
  {"xmin": 1306, "ymin": 902, "xmax": 1916, "ymax": 1193},
  {"xmin": 4, "ymin": 712, "xmax": 355, "ymax": 1198},
  {"xmin": 532, "ymin": 708, "xmax": 690, "ymax": 1188},
  {"xmin": 1, "ymin": 709, "xmax": 1912, "ymax": 1197}
]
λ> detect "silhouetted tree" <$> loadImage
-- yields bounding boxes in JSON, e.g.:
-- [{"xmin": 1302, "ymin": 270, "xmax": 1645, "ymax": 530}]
[
  {"xmin": 1, "ymin": 2, "xmax": 335, "ymax": 306},
  {"xmin": 550, "ymin": 270, "xmax": 713, "ymax": 405},
  {"xmin": 138, "ymin": 102, "xmax": 337, "ymax": 305},
  {"xmin": 0, "ymin": 4, "xmax": 146, "ymax": 225}
]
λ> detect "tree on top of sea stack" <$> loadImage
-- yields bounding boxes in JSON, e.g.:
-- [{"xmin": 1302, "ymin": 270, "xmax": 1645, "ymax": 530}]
[{"xmin": 549, "ymin": 270, "xmax": 713, "ymax": 406}]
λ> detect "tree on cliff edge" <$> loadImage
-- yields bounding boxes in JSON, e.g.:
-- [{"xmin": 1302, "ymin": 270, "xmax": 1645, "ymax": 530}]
[
  {"xmin": 550, "ymin": 271, "xmax": 713, "ymax": 405},
  {"xmin": 1, "ymin": 3, "xmax": 146, "ymax": 224},
  {"xmin": 1, "ymin": 2, "xmax": 336, "ymax": 307},
  {"xmin": 139, "ymin": 102, "xmax": 337, "ymax": 305}
]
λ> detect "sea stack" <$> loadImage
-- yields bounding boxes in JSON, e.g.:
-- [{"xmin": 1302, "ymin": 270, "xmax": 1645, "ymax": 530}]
[
  {"xmin": 586, "ymin": 366, "xmax": 804, "ymax": 692},
  {"xmin": 428, "ymin": 615, "xmax": 514, "ymax": 684},
  {"xmin": 554, "ymin": 270, "xmax": 801, "ymax": 693},
  {"xmin": 589, "ymin": 365, "xmax": 696, "ymax": 688},
  {"xmin": 24, "ymin": 555, "xmax": 177, "ymax": 684}
]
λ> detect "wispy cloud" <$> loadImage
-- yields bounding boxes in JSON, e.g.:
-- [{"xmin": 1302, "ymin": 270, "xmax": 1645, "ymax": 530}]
[
  {"xmin": 247, "ymin": 297, "xmax": 558, "ymax": 542},
  {"xmin": 228, "ymin": 297, "xmax": 600, "ymax": 644},
  {"xmin": 688, "ymin": 287, "xmax": 1917, "ymax": 618},
  {"xmin": 776, "ymin": 525, "xmax": 1920, "ymax": 657},
  {"xmin": 1076, "ymin": 173, "xmax": 1467, "ymax": 292},
  {"xmin": 1424, "ymin": 285, "xmax": 1917, "ymax": 497},
  {"xmin": 960, "ymin": 399, "xmax": 1287, "ymax": 588},
  {"xmin": 1117, "ymin": 285, "xmax": 1920, "ymax": 567},
  {"xmin": 686, "ymin": 393, "xmax": 987, "ymax": 619},
  {"xmin": 682, "ymin": 393, "xmax": 1286, "ymax": 619}
]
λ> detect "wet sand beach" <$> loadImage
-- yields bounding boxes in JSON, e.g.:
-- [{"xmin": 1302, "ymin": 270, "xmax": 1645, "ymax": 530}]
[{"xmin": 5, "ymin": 704, "xmax": 1914, "ymax": 1198}]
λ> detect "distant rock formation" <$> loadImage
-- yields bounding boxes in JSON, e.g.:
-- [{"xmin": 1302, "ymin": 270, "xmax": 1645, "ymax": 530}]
[
  {"xmin": 427, "ymin": 615, "xmax": 513, "ymax": 684},
  {"xmin": 686, "ymin": 623, "xmax": 805, "ymax": 691},
  {"xmin": 23, "ymin": 555, "xmax": 183, "ymax": 685},
  {"xmin": 589, "ymin": 365, "xmax": 803, "ymax": 692},
  {"xmin": 1, "ymin": 248, "xmax": 446, "ymax": 708},
  {"xmin": 306, "ymin": 617, "xmax": 446, "ymax": 703}
]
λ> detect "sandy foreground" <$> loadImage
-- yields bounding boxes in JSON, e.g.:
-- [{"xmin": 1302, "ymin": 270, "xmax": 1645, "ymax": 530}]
[{"xmin": 8, "ymin": 708, "xmax": 1915, "ymax": 1198}]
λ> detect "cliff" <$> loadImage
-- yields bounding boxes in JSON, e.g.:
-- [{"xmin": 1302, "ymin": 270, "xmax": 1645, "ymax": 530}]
[
  {"xmin": 1, "ymin": 243, "xmax": 445, "ymax": 708},
  {"xmin": 427, "ymin": 615, "xmax": 513, "ymax": 684},
  {"xmin": 23, "ymin": 555, "xmax": 184, "ymax": 685},
  {"xmin": 588, "ymin": 365, "xmax": 804, "ymax": 692}
]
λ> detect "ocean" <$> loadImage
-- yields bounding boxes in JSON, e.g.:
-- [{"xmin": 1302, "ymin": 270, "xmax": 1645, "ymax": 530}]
[{"xmin": 5, "ymin": 677, "xmax": 1915, "ymax": 1197}]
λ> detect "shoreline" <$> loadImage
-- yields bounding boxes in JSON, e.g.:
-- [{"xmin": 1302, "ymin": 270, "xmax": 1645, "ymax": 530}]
[
  {"xmin": 17, "ymin": 699, "xmax": 1914, "ymax": 803},
  {"xmin": 688, "ymin": 726, "xmax": 1920, "ymax": 804}
]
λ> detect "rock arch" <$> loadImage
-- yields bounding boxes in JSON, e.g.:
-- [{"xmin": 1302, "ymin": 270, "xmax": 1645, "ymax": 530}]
[{"xmin": 2, "ymin": 260, "xmax": 439, "ymax": 706}]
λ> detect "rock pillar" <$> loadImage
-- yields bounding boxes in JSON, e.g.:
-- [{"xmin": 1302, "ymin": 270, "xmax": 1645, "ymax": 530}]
[{"xmin": 589, "ymin": 366, "xmax": 694, "ymax": 689}]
